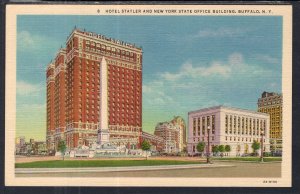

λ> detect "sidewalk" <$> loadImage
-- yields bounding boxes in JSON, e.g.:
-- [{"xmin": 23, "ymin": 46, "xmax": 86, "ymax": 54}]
[{"xmin": 15, "ymin": 163, "xmax": 235, "ymax": 174}]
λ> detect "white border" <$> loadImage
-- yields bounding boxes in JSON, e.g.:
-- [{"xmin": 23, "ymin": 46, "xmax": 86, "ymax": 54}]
[{"xmin": 5, "ymin": 4, "xmax": 292, "ymax": 187}]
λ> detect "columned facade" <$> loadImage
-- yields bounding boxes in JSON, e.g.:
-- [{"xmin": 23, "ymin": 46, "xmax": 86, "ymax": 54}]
[{"xmin": 188, "ymin": 106, "xmax": 270, "ymax": 156}]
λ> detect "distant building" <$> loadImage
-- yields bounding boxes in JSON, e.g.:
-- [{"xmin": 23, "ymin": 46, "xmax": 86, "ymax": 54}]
[
  {"xmin": 15, "ymin": 137, "xmax": 47, "ymax": 155},
  {"xmin": 30, "ymin": 138, "xmax": 35, "ymax": 144},
  {"xmin": 16, "ymin": 140, "xmax": 31, "ymax": 155},
  {"xmin": 141, "ymin": 131, "xmax": 165, "ymax": 152},
  {"xmin": 154, "ymin": 116, "xmax": 187, "ymax": 153},
  {"xmin": 170, "ymin": 116, "xmax": 187, "ymax": 150},
  {"xmin": 188, "ymin": 106, "xmax": 270, "ymax": 156},
  {"xmin": 15, "ymin": 136, "xmax": 25, "ymax": 146},
  {"xmin": 257, "ymin": 91, "xmax": 282, "ymax": 153},
  {"xmin": 15, "ymin": 136, "xmax": 25, "ymax": 154},
  {"xmin": 32, "ymin": 141, "xmax": 47, "ymax": 155}
]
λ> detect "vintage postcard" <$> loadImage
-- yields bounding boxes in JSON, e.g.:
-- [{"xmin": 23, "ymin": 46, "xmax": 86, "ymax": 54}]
[{"xmin": 5, "ymin": 4, "xmax": 292, "ymax": 187}]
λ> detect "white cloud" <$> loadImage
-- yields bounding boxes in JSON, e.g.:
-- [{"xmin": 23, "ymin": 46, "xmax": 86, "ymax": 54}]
[
  {"xmin": 142, "ymin": 52, "xmax": 277, "ymax": 115},
  {"xmin": 143, "ymin": 81, "xmax": 163, "ymax": 93},
  {"xmin": 158, "ymin": 52, "xmax": 274, "ymax": 83},
  {"xmin": 255, "ymin": 54, "xmax": 280, "ymax": 64},
  {"xmin": 266, "ymin": 82, "xmax": 279, "ymax": 90},
  {"xmin": 17, "ymin": 30, "xmax": 60, "ymax": 52},
  {"xmin": 160, "ymin": 62, "xmax": 231, "ymax": 81},
  {"xmin": 143, "ymin": 81, "xmax": 174, "ymax": 106},
  {"xmin": 194, "ymin": 27, "xmax": 248, "ymax": 38},
  {"xmin": 17, "ymin": 80, "xmax": 43, "ymax": 96},
  {"xmin": 159, "ymin": 53, "xmax": 244, "ymax": 82},
  {"xmin": 18, "ymin": 31, "xmax": 41, "ymax": 49},
  {"xmin": 18, "ymin": 31, "xmax": 35, "ymax": 47}
]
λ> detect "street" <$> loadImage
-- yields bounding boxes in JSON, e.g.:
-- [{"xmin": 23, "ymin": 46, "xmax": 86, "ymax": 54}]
[{"xmin": 16, "ymin": 161, "xmax": 281, "ymax": 178}]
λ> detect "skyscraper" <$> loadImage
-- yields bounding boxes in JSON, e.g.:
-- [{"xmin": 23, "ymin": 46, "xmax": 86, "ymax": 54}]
[
  {"xmin": 46, "ymin": 62, "xmax": 55, "ymax": 150},
  {"xmin": 257, "ymin": 91, "xmax": 282, "ymax": 153},
  {"xmin": 46, "ymin": 28, "xmax": 143, "ymax": 150}
]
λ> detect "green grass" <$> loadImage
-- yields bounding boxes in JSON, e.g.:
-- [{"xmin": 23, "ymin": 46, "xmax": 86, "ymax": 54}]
[
  {"xmin": 213, "ymin": 157, "xmax": 282, "ymax": 162},
  {"xmin": 15, "ymin": 160, "xmax": 202, "ymax": 168}
]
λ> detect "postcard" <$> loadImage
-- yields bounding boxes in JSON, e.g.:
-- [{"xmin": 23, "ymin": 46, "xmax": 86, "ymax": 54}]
[{"xmin": 5, "ymin": 4, "xmax": 292, "ymax": 187}]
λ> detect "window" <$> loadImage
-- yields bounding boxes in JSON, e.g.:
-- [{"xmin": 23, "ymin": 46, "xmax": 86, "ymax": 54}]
[
  {"xmin": 245, "ymin": 118, "xmax": 248, "ymax": 134},
  {"xmin": 202, "ymin": 117, "xmax": 205, "ymax": 135},
  {"xmin": 193, "ymin": 118, "xmax": 196, "ymax": 136},
  {"xmin": 242, "ymin": 117, "xmax": 244, "ymax": 134},
  {"xmin": 229, "ymin": 115, "xmax": 232, "ymax": 134},
  {"xmin": 198, "ymin": 118, "xmax": 201, "ymax": 136},
  {"xmin": 207, "ymin": 116, "xmax": 210, "ymax": 127},
  {"xmin": 225, "ymin": 115, "xmax": 228, "ymax": 134},
  {"xmin": 253, "ymin": 119, "xmax": 256, "ymax": 135},
  {"xmin": 212, "ymin": 115, "xmax": 215, "ymax": 134},
  {"xmin": 234, "ymin": 116, "xmax": 236, "ymax": 134}
]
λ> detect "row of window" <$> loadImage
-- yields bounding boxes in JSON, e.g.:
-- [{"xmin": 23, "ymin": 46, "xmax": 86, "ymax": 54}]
[
  {"xmin": 192, "ymin": 115, "xmax": 216, "ymax": 136},
  {"xmin": 225, "ymin": 115, "xmax": 266, "ymax": 135},
  {"xmin": 193, "ymin": 136, "xmax": 215, "ymax": 142},
  {"xmin": 84, "ymin": 40, "xmax": 136, "ymax": 56},
  {"xmin": 225, "ymin": 136, "xmax": 265, "ymax": 143},
  {"xmin": 259, "ymin": 101, "xmax": 281, "ymax": 106},
  {"xmin": 84, "ymin": 45, "xmax": 136, "ymax": 62}
]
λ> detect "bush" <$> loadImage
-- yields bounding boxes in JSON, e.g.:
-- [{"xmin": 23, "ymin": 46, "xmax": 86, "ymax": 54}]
[{"xmin": 263, "ymin": 152, "xmax": 272, "ymax": 157}]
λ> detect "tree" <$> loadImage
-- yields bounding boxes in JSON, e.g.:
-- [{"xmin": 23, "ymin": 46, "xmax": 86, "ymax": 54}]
[
  {"xmin": 225, "ymin": 145, "xmax": 231, "ymax": 156},
  {"xmin": 57, "ymin": 140, "xmax": 67, "ymax": 160},
  {"xmin": 141, "ymin": 140, "xmax": 151, "ymax": 160},
  {"xmin": 218, "ymin": 145, "xmax": 225, "ymax": 152},
  {"xmin": 218, "ymin": 145, "xmax": 225, "ymax": 157},
  {"xmin": 196, "ymin": 142, "xmax": 205, "ymax": 157},
  {"xmin": 252, "ymin": 141, "xmax": 260, "ymax": 156},
  {"xmin": 212, "ymin": 145, "xmax": 219, "ymax": 156}
]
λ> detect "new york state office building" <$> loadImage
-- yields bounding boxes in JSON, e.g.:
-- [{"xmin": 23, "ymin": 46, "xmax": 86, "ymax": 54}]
[{"xmin": 187, "ymin": 106, "xmax": 270, "ymax": 156}]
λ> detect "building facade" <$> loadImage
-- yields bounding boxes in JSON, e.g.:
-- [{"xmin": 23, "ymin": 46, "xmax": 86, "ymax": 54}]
[
  {"xmin": 46, "ymin": 62, "xmax": 55, "ymax": 150},
  {"xmin": 154, "ymin": 116, "xmax": 186, "ymax": 153},
  {"xmin": 46, "ymin": 28, "xmax": 143, "ymax": 150},
  {"xmin": 15, "ymin": 136, "xmax": 25, "ymax": 154},
  {"xmin": 257, "ymin": 91, "xmax": 283, "ymax": 153},
  {"xmin": 141, "ymin": 131, "xmax": 165, "ymax": 152},
  {"xmin": 188, "ymin": 106, "xmax": 270, "ymax": 156},
  {"xmin": 170, "ymin": 116, "xmax": 187, "ymax": 150}
]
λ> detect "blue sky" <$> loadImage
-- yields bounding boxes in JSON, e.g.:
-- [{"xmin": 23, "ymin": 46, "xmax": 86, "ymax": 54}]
[{"xmin": 16, "ymin": 16, "xmax": 282, "ymax": 140}]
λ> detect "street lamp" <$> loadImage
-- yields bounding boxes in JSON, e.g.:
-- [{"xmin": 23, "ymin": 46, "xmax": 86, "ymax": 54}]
[
  {"xmin": 207, "ymin": 125, "xmax": 212, "ymax": 164},
  {"xmin": 260, "ymin": 131, "xmax": 264, "ymax": 162}
]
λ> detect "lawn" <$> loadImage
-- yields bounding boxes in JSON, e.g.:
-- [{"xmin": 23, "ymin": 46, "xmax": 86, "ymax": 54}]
[
  {"xmin": 15, "ymin": 160, "xmax": 202, "ymax": 168},
  {"xmin": 213, "ymin": 157, "xmax": 282, "ymax": 162}
]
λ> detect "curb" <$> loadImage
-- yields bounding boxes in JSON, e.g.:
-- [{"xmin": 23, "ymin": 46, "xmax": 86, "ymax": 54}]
[
  {"xmin": 214, "ymin": 160, "xmax": 282, "ymax": 163},
  {"xmin": 15, "ymin": 164, "xmax": 235, "ymax": 174}
]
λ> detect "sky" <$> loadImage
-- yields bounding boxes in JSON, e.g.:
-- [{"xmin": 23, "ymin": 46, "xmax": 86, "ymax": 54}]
[{"xmin": 16, "ymin": 15, "xmax": 282, "ymax": 141}]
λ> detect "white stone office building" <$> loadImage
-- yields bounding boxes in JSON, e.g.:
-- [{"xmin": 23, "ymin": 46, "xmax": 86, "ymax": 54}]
[{"xmin": 187, "ymin": 106, "xmax": 270, "ymax": 157}]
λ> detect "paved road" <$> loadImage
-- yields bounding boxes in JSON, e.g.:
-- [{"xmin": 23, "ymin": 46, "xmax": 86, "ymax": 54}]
[{"xmin": 16, "ymin": 161, "xmax": 281, "ymax": 178}]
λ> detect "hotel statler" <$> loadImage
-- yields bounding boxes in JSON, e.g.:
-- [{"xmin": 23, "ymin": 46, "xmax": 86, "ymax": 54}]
[
  {"xmin": 46, "ymin": 28, "xmax": 143, "ymax": 151},
  {"xmin": 187, "ymin": 106, "xmax": 270, "ymax": 156}
]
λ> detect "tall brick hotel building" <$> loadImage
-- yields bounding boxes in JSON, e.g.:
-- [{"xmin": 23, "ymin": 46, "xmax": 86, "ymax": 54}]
[{"xmin": 46, "ymin": 28, "xmax": 143, "ymax": 150}]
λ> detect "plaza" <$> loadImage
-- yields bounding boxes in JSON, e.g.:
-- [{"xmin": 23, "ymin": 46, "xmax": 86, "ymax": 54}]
[{"xmin": 15, "ymin": 156, "xmax": 281, "ymax": 178}]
